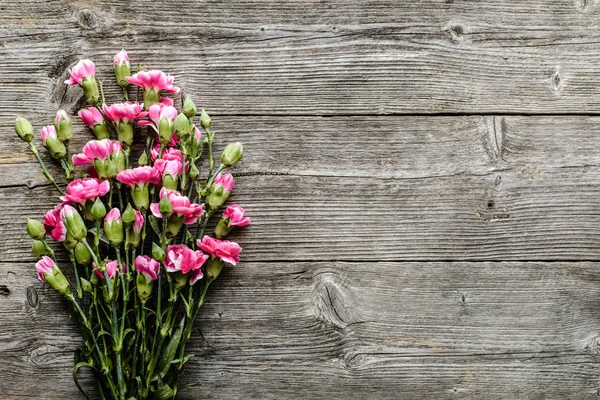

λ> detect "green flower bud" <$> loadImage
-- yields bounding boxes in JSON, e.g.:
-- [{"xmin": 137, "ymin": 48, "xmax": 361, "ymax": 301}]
[
  {"xmin": 122, "ymin": 204, "xmax": 136, "ymax": 226},
  {"xmin": 44, "ymin": 136, "xmax": 67, "ymax": 160},
  {"xmin": 91, "ymin": 198, "xmax": 107, "ymax": 220},
  {"xmin": 138, "ymin": 151, "xmax": 149, "ymax": 166},
  {"xmin": 45, "ymin": 267, "xmax": 71, "ymax": 296},
  {"xmin": 54, "ymin": 111, "xmax": 73, "ymax": 144},
  {"xmin": 104, "ymin": 210, "xmax": 124, "ymax": 247},
  {"xmin": 188, "ymin": 164, "xmax": 199, "ymax": 180},
  {"xmin": 205, "ymin": 257, "xmax": 224, "ymax": 280},
  {"xmin": 143, "ymin": 89, "xmax": 160, "ymax": 110},
  {"xmin": 81, "ymin": 77, "xmax": 100, "ymax": 105},
  {"xmin": 116, "ymin": 122, "xmax": 134, "ymax": 147},
  {"xmin": 221, "ymin": 142, "xmax": 243, "ymax": 167},
  {"xmin": 32, "ymin": 240, "xmax": 53, "ymax": 258},
  {"xmin": 74, "ymin": 241, "xmax": 92, "ymax": 265},
  {"xmin": 131, "ymin": 184, "xmax": 150, "ymax": 210},
  {"xmin": 27, "ymin": 218, "xmax": 46, "ymax": 241},
  {"xmin": 63, "ymin": 206, "xmax": 87, "ymax": 241},
  {"xmin": 15, "ymin": 117, "xmax": 34, "ymax": 142},
  {"xmin": 200, "ymin": 109, "xmax": 211, "ymax": 130},
  {"xmin": 152, "ymin": 242, "xmax": 165, "ymax": 262},
  {"xmin": 80, "ymin": 277, "xmax": 93, "ymax": 293},
  {"xmin": 114, "ymin": 64, "xmax": 131, "ymax": 88},
  {"xmin": 159, "ymin": 195, "xmax": 172, "ymax": 215},
  {"xmin": 174, "ymin": 113, "xmax": 191, "ymax": 140},
  {"xmin": 183, "ymin": 96, "xmax": 197, "ymax": 118},
  {"xmin": 205, "ymin": 185, "xmax": 230, "ymax": 212}
]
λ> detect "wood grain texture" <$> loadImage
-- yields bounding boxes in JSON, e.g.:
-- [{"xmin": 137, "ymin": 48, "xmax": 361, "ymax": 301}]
[
  {"xmin": 3, "ymin": 0, "xmax": 600, "ymax": 398},
  {"xmin": 3, "ymin": 116, "xmax": 600, "ymax": 262},
  {"xmin": 2, "ymin": 1, "xmax": 600, "ymax": 114},
  {"xmin": 2, "ymin": 261, "xmax": 600, "ymax": 399}
]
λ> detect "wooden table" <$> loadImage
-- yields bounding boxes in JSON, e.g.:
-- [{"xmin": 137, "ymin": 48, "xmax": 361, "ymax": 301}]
[{"xmin": 2, "ymin": 1, "xmax": 600, "ymax": 398}]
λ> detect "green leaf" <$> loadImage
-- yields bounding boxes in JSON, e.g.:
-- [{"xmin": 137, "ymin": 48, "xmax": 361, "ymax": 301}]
[
  {"xmin": 73, "ymin": 361, "xmax": 96, "ymax": 400},
  {"xmin": 154, "ymin": 318, "xmax": 184, "ymax": 380},
  {"xmin": 148, "ymin": 214, "xmax": 162, "ymax": 237}
]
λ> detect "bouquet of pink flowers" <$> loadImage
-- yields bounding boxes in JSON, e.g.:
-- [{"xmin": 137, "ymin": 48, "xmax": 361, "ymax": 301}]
[{"xmin": 14, "ymin": 50, "xmax": 249, "ymax": 400}]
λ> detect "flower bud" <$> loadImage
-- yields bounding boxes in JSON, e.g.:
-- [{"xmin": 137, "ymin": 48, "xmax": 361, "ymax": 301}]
[
  {"xmin": 200, "ymin": 109, "xmax": 211, "ymax": 130},
  {"xmin": 41, "ymin": 125, "xmax": 67, "ymax": 160},
  {"xmin": 15, "ymin": 117, "xmax": 34, "ymax": 142},
  {"xmin": 104, "ymin": 208, "xmax": 124, "ymax": 247},
  {"xmin": 61, "ymin": 205, "xmax": 87, "ymax": 241},
  {"xmin": 113, "ymin": 49, "xmax": 131, "ymax": 87},
  {"xmin": 138, "ymin": 151, "xmax": 149, "ymax": 166},
  {"xmin": 93, "ymin": 124, "xmax": 111, "ymax": 140},
  {"xmin": 81, "ymin": 77, "xmax": 100, "ymax": 105},
  {"xmin": 32, "ymin": 240, "xmax": 53, "ymax": 258},
  {"xmin": 159, "ymin": 195, "xmax": 172, "ymax": 215},
  {"xmin": 221, "ymin": 142, "xmax": 243, "ymax": 167},
  {"xmin": 91, "ymin": 198, "xmax": 107, "ymax": 220},
  {"xmin": 188, "ymin": 164, "xmax": 199, "ymax": 180},
  {"xmin": 174, "ymin": 113, "xmax": 191, "ymax": 140},
  {"xmin": 80, "ymin": 277, "xmax": 93, "ymax": 293},
  {"xmin": 36, "ymin": 257, "xmax": 71, "ymax": 295},
  {"xmin": 122, "ymin": 204, "xmax": 136, "ymax": 226},
  {"xmin": 54, "ymin": 110, "xmax": 73, "ymax": 143},
  {"xmin": 74, "ymin": 241, "xmax": 92, "ymax": 265},
  {"xmin": 183, "ymin": 96, "xmax": 197, "ymax": 118},
  {"xmin": 27, "ymin": 218, "xmax": 46, "ymax": 240},
  {"xmin": 152, "ymin": 242, "xmax": 165, "ymax": 262}
]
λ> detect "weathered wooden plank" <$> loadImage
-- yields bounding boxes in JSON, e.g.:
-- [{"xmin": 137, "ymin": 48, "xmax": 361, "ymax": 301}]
[
  {"xmin": 3, "ymin": 116, "xmax": 600, "ymax": 262},
  {"xmin": 2, "ymin": 1, "xmax": 600, "ymax": 114},
  {"xmin": 2, "ymin": 261, "xmax": 600, "ymax": 399}
]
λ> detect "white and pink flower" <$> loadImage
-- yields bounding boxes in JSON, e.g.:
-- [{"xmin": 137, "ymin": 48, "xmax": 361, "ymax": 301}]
[
  {"xmin": 198, "ymin": 236, "xmax": 242, "ymax": 265},
  {"xmin": 116, "ymin": 166, "xmax": 162, "ymax": 188},
  {"xmin": 72, "ymin": 139, "xmax": 122, "ymax": 166},
  {"xmin": 102, "ymin": 102, "xmax": 146, "ymax": 125},
  {"xmin": 222, "ymin": 205, "xmax": 251, "ymax": 227},
  {"xmin": 36, "ymin": 256, "xmax": 57, "ymax": 282},
  {"xmin": 126, "ymin": 70, "xmax": 179, "ymax": 94},
  {"xmin": 135, "ymin": 255, "xmax": 160, "ymax": 281},
  {"xmin": 43, "ymin": 204, "xmax": 67, "ymax": 242},
  {"xmin": 78, "ymin": 107, "xmax": 105, "ymax": 129}
]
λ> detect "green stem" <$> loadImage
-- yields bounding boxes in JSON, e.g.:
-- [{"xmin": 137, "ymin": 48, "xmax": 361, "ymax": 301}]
[{"xmin": 28, "ymin": 143, "xmax": 64, "ymax": 195}]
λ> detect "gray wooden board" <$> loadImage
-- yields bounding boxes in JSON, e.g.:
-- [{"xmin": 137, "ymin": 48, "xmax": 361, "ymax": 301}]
[
  {"xmin": 2, "ymin": 261, "xmax": 600, "ymax": 399},
  {"xmin": 2, "ymin": 0, "xmax": 600, "ymax": 398}
]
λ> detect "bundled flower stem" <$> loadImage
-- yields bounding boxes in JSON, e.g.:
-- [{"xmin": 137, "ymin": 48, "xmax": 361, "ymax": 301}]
[{"xmin": 16, "ymin": 50, "xmax": 250, "ymax": 400}]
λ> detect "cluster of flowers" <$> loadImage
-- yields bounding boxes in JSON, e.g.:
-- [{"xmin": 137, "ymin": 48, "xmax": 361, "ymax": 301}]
[{"xmin": 15, "ymin": 50, "xmax": 249, "ymax": 400}]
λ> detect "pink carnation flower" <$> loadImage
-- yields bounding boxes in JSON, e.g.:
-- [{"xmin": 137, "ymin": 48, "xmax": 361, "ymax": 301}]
[
  {"xmin": 40, "ymin": 125, "xmax": 57, "ymax": 145},
  {"xmin": 223, "ymin": 205, "xmax": 251, "ymax": 227},
  {"xmin": 198, "ymin": 236, "xmax": 242, "ymax": 265},
  {"xmin": 135, "ymin": 255, "xmax": 160, "ymax": 281},
  {"xmin": 116, "ymin": 166, "xmax": 162, "ymax": 188},
  {"xmin": 43, "ymin": 204, "xmax": 67, "ymax": 242},
  {"xmin": 105, "ymin": 208, "xmax": 121, "ymax": 224},
  {"xmin": 65, "ymin": 59, "xmax": 96, "ymax": 85},
  {"xmin": 60, "ymin": 178, "xmax": 110, "ymax": 204},
  {"xmin": 36, "ymin": 256, "xmax": 57, "ymax": 282},
  {"xmin": 150, "ymin": 187, "xmax": 204, "ymax": 224},
  {"xmin": 78, "ymin": 107, "xmax": 104, "ymax": 129},
  {"xmin": 102, "ymin": 102, "xmax": 147, "ymax": 125},
  {"xmin": 94, "ymin": 260, "xmax": 119, "ymax": 279},
  {"xmin": 150, "ymin": 144, "xmax": 182, "ymax": 162},
  {"xmin": 213, "ymin": 172, "xmax": 234, "ymax": 192},
  {"xmin": 72, "ymin": 139, "xmax": 122, "ymax": 166},
  {"xmin": 133, "ymin": 210, "xmax": 144, "ymax": 235},
  {"xmin": 55, "ymin": 110, "xmax": 69, "ymax": 125},
  {"xmin": 154, "ymin": 158, "xmax": 182, "ymax": 178},
  {"xmin": 126, "ymin": 70, "xmax": 179, "ymax": 94},
  {"xmin": 113, "ymin": 49, "xmax": 129, "ymax": 65},
  {"xmin": 164, "ymin": 244, "xmax": 208, "ymax": 284},
  {"xmin": 137, "ymin": 103, "xmax": 178, "ymax": 131}
]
